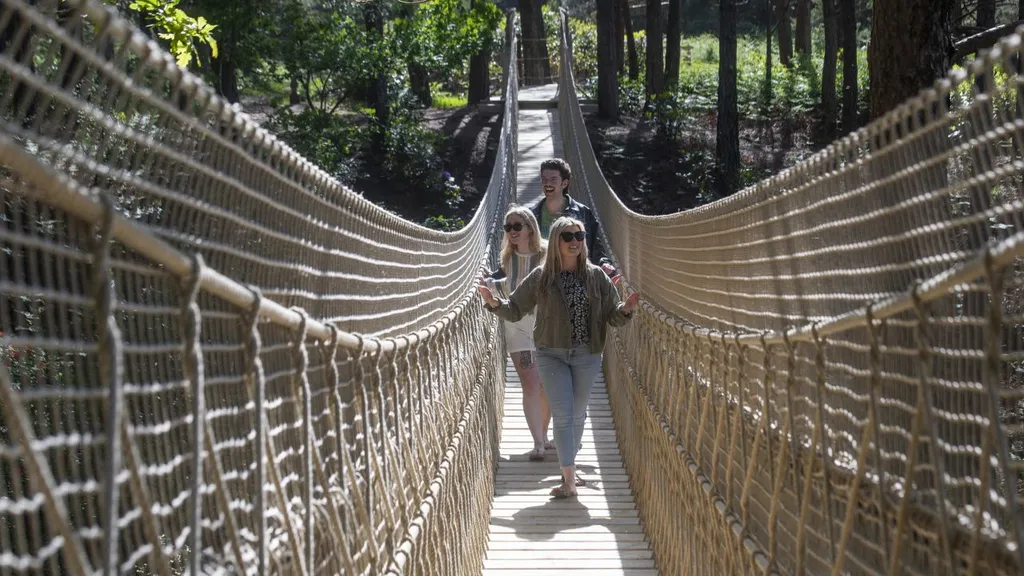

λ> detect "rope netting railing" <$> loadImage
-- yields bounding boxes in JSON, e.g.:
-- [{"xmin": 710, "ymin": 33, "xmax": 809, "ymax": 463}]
[
  {"xmin": 558, "ymin": 9, "xmax": 1024, "ymax": 576},
  {"xmin": 0, "ymin": 0, "xmax": 518, "ymax": 573}
]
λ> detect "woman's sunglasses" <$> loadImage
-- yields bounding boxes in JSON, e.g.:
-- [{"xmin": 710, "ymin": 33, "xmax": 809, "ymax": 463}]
[
  {"xmin": 504, "ymin": 222, "xmax": 525, "ymax": 233},
  {"xmin": 560, "ymin": 230, "xmax": 586, "ymax": 243}
]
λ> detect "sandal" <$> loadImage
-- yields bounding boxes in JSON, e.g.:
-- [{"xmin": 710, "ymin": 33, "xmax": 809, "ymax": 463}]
[
  {"xmin": 574, "ymin": 472, "xmax": 586, "ymax": 487},
  {"xmin": 550, "ymin": 484, "xmax": 577, "ymax": 499},
  {"xmin": 528, "ymin": 447, "xmax": 545, "ymax": 462}
]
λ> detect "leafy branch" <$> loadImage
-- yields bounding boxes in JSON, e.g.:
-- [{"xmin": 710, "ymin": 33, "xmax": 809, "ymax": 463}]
[{"xmin": 127, "ymin": 0, "xmax": 219, "ymax": 68}]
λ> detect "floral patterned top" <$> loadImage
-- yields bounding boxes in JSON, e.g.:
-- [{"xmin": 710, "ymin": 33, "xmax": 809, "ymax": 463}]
[{"xmin": 560, "ymin": 271, "xmax": 591, "ymax": 347}]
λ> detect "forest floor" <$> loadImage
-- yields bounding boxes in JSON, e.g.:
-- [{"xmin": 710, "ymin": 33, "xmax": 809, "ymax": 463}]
[
  {"xmin": 419, "ymin": 104, "xmax": 824, "ymax": 220},
  {"xmin": 582, "ymin": 111, "xmax": 822, "ymax": 215},
  {"xmin": 422, "ymin": 106, "xmax": 503, "ymax": 223},
  {"xmin": 243, "ymin": 93, "xmax": 823, "ymax": 222}
]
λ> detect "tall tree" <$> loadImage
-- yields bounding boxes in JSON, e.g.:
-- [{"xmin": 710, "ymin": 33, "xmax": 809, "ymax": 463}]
[
  {"xmin": 645, "ymin": 0, "xmax": 664, "ymax": 102},
  {"xmin": 614, "ymin": 0, "xmax": 625, "ymax": 74},
  {"xmin": 621, "ymin": 0, "xmax": 639, "ymax": 80},
  {"xmin": 764, "ymin": 0, "xmax": 774, "ymax": 112},
  {"xmin": 776, "ymin": 0, "xmax": 793, "ymax": 67},
  {"xmin": 977, "ymin": 0, "xmax": 996, "ymax": 29},
  {"xmin": 840, "ymin": 0, "xmax": 858, "ymax": 133},
  {"xmin": 716, "ymin": 0, "xmax": 741, "ymax": 196},
  {"xmin": 665, "ymin": 0, "xmax": 681, "ymax": 87},
  {"xmin": 795, "ymin": 0, "xmax": 811, "ymax": 56},
  {"xmin": 365, "ymin": 1, "xmax": 389, "ymax": 131},
  {"xmin": 520, "ymin": 0, "xmax": 550, "ymax": 85},
  {"xmin": 597, "ymin": 0, "xmax": 619, "ymax": 118},
  {"xmin": 869, "ymin": 0, "xmax": 954, "ymax": 120},
  {"xmin": 467, "ymin": 47, "xmax": 490, "ymax": 104},
  {"xmin": 821, "ymin": 0, "xmax": 838, "ymax": 139}
]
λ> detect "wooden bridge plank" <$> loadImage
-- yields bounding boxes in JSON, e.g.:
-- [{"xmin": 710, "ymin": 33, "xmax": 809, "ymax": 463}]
[{"xmin": 485, "ymin": 358, "xmax": 657, "ymax": 573}]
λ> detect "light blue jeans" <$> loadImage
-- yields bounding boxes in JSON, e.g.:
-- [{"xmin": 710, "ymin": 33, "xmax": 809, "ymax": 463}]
[{"xmin": 535, "ymin": 346, "xmax": 603, "ymax": 467}]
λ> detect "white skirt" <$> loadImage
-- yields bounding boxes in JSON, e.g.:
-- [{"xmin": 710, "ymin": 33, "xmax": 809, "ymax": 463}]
[{"xmin": 503, "ymin": 313, "xmax": 536, "ymax": 353}]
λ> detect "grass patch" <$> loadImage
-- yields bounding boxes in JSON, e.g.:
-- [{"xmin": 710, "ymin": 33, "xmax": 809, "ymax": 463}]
[{"xmin": 433, "ymin": 91, "xmax": 468, "ymax": 109}]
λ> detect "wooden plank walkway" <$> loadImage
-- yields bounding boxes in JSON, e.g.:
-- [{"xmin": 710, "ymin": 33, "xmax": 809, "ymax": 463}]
[
  {"xmin": 482, "ymin": 360, "xmax": 657, "ymax": 575},
  {"xmin": 481, "ymin": 89, "xmax": 655, "ymax": 574},
  {"xmin": 514, "ymin": 83, "xmax": 562, "ymax": 207}
]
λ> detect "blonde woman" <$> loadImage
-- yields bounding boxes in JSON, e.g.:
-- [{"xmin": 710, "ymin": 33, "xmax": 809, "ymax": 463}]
[
  {"xmin": 482, "ymin": 206, "xmax": 553, "ymax": 460},
  {"xmin": 478, "ymin": 217, "xmax": 640, "ymax": 499}
]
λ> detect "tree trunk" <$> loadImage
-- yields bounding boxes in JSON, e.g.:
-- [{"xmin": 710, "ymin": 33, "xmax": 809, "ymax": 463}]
[
  {"xmin": 764, "ymin": 0, "xmax": 774, "ymax": 115},
  {"xmin": 869, "ymin": 0, "xmax": 954, "ymax": 120},
  {"xmin": 622, "ymin": 0, "xmax": 639, "ymax": 80},
  {"xmin": 821, "ymin": 0, "xmax": 838, "ymax": 139},
  {"xmin": 795, "ymin": 0, "xmax": 811, "ymax": 56},
  {"xmin": 365, "ymin": 2, "xmax": 389, "ymax": 132},
  {"xmin": 409, "ymin": 60, "xmax": 432, "ymax": 107},
  {"xmin": 216, "ymin": 55, "xmax": 240, "ymax": 104},
  {"xmin": 716, "ymin": 0, "xmax": 741, "ymax": 197},
  {"xmin": 777, "ymin": 0, "xmax": 793, "ymax": 67},
  {"xmin": 468, "ymin": 44, "xmax": 490, "ymax": 105},
  {"xmin": 290, "ymin": 76, "xmax": 300, "ymax": 105},
  {"xmin": 597, "ymin": 0, "xmax": 619, "ymax": 118},
  {"xmin": 840, "ymin": 0, "xmax": 858, "ymax": 133},
  {"xmin": 644, "ymin": 0, "xmax": 664, "ymax": 102},
  {"xmin": 665, "ymin": 0, "xmax": 681, "ymax": 88},
  {"xmin": 614, "ymin": 0, "xmax": 625, "ymax": 74},
  {"xmin": 57, "ymin": 0, "xmax": 81, "ymax": 91},
  {"xmin": 977, "ymin": 0, "xmax": 996, "ymax": 28},
  {"xmin": 520, "ymin": 0, "xmax": 551, "ymax": 85}
]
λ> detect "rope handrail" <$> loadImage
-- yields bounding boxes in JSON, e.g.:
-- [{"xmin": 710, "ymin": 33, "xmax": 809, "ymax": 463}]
[
  {"xmin": 557, "ymin": 7, "xmax": 1024, "ymax": 574},
  {"xmin": 0, "ymin": 0, "xmax": 519, "ymax": 573}
]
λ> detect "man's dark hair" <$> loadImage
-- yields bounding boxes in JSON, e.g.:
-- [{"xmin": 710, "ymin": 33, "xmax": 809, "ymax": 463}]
[{"xmin": 540, "ymin": 158, "xmax": 572, "ymax": 181}]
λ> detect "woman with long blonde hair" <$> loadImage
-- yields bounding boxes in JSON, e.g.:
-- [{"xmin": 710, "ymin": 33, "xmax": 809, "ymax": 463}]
[
  {"xmin": 478, "ymin": 217, "xmax": 640, "ymax": 498},
  {"xmin": 482, "ymin": 205, "xmax": 552, "ymax": 460}
]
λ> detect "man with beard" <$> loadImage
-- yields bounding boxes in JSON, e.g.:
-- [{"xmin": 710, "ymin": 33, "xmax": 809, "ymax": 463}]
[{"xmin": 530, "ymin": 158, "xmax": 619, "ymax": 282}]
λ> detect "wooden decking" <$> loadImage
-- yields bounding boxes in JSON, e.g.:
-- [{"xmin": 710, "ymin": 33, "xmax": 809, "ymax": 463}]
[
  {"xmin": 514, "ymin": 83, "xmax": 563, "ymax": 207},
  {"xmin": 481, "ymin": 89, "xmax": 655, "ymax": 574},
  {"xmin": 482, "ymin": 361, "xmax": 657, "ymax": 575}
]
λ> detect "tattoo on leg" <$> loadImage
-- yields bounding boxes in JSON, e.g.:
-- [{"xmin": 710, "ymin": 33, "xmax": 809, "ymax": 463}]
[{"xmin": 519, "ymin": 351, "xmax": 534, "ymax": 368}]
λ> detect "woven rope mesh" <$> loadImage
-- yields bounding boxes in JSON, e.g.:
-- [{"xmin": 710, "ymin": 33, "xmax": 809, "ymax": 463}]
[
  {"xmin": 0, "ymin": 0, "xmax": 516, "ymax": 573},
  {"xmin": 556, "ymin": 10, "xmax": 1024, "ymax": 576}
]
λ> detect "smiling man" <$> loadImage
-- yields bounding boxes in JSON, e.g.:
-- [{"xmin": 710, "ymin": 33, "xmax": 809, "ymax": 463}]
[{"xmin": 530, "ymin": 158, "xmax": 619, "ymax": 280}]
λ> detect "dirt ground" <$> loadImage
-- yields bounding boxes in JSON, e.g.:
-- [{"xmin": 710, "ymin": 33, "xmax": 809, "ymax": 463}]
[
  {"xmin": 242, "ymin": 93, "xmax": 820, "ymax": 222},
  {"xmin": 583, "ymin": 111, "xmax": 821, "ymax": 216},
  {"xmin": 422, "ymin": 106, "xmax": 504, "ymax": 224}
]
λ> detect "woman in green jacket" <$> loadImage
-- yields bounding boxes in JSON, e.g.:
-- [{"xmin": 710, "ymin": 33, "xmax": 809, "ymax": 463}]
[{"xmin": 477, "ymin": 217, "xmax": 640, "ymax": 499}]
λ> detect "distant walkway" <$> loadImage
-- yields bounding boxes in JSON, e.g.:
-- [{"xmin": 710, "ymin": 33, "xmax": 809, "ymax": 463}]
[{"xmin": 515, "ymin": 83, "xmax": 562, "ymax": 206}]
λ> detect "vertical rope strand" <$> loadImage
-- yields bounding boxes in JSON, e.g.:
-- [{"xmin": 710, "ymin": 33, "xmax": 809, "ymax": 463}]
[
  {"xmin": 181, "ymin": 253, "xmax": 205, "ymax": 574},
  {"xmin": 242, "ymin": 286, "xmax": 267, "ymax": 575},
  {"xmin": 289, "ymin": 307, "xmax": 314, "ymax": 575},
  {"xmin": 811, "ymin": 324, "xmax": 837, "ymax": 563},
  {"xmin": 94, "ymin": 193, "xmax": 124, "ymax": 575},
  {"xmin": 911, "ymin": 286, "xmax": 956, "ymax": 574},
  {"xmin": 982, "ymin": 252, "xmax": 1024, "ymax": 566}
]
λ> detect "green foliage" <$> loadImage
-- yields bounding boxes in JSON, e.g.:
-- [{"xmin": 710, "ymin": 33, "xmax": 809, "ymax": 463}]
[
  {"xmin": 395, "ymin": 0, "xmax": 503, "ymax": 93},
  {"xmin": 423, "ymin": 214, "xmax": 466, "ymax": 231},
  {"xmin": 266, "ymin": 108, "xmax": 363, "ymax": 183},
  {"xmin": 432, "ymin": 90, "xmax": 469, "ymax": 109},
  {"xmin": 276, "ymin": 2, "xmax": 378, "ymax": 113},
  {"xmin": 625, "ymin": 32, "xmax": 870, "ymax": 134},
  {"xmin": 126, "ymin": 0, "xmax": 218, "ymax": 67}
]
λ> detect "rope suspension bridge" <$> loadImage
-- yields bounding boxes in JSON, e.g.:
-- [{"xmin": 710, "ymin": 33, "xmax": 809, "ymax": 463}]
[{"xmin": 2, "ymin": 1, "xmax": 1024, "ymax": 574}]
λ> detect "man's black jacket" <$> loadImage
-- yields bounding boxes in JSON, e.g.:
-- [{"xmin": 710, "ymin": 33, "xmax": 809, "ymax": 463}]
[{"xmin": 530, "ymin": 194, "xmax": 614, "ymax": 270}]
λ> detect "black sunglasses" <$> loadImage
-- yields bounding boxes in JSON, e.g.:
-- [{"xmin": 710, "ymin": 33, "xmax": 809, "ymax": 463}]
[
  {"xmin": 560, "ymin": 230, "xmax": 585, "ymax": 243},
  {"xmin": 504, "ymin": 222, "xmax": 525, "ymax": 233}
]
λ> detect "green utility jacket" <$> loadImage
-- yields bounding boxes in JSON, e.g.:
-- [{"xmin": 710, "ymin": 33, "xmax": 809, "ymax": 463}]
[{"xmin": 485, "ymin": 264, "xmax": 634, "ymax": 354}]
